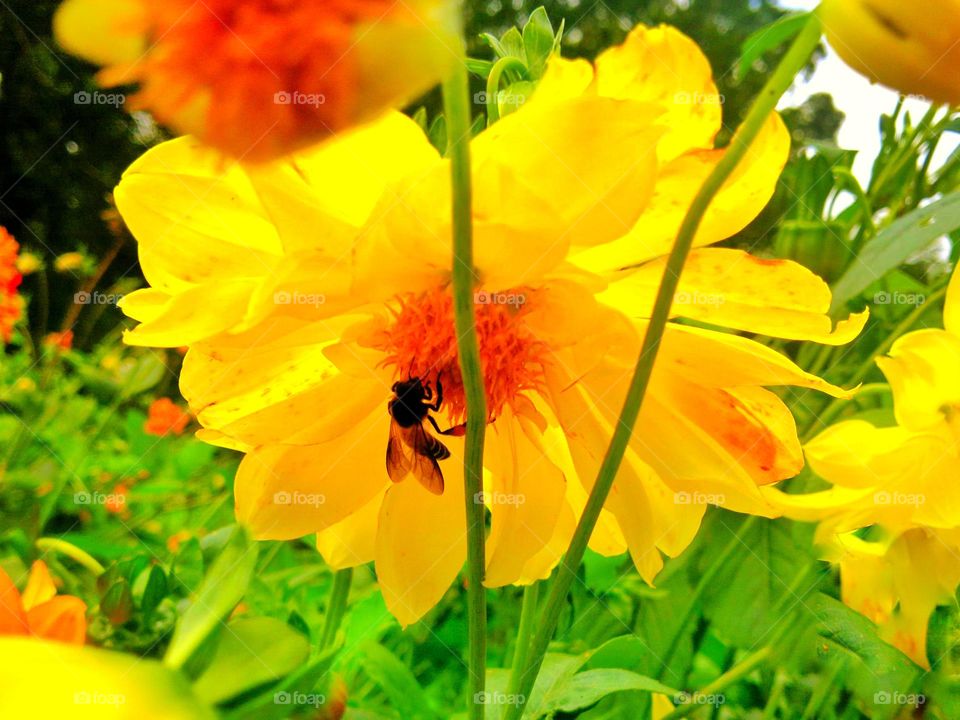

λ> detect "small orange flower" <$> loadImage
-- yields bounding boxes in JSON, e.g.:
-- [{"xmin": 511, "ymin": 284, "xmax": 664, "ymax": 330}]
[
  {"xmin": 144, "ymin": 397, "xmax": 191, "ymax": 436},
  {"xmin": 0, "ymin": 227, "xmax": 23, "ymax": 343},
  {"xmin": 43, "ymin": 330, "xmax": 74, "ymax": 351},
  {"xmin": 0, "ymin": 561, "xmax": 87, "ymax": 645},
  {"xmin": 105, "ymin": 483, "xmax": 128, "ymax": 515},
  {"xmin": 54, "ymin": 0, "xmax": 458, "ymax": 161}
]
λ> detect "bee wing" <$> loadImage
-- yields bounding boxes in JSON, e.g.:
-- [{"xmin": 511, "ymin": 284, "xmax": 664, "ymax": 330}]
[
  {"xmin": 408, "ymin": 425, "xmax": 448, "ymax": 496},
  {"xmin": 386, "ymin": 420, "xmax": 414, "ymax": 483}
]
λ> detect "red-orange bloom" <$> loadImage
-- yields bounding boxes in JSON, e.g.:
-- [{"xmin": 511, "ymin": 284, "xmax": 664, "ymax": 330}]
[
  {"xmin": 54, "ymin": 0, "xmax": 457, "ymax": 161},
  {"xmin": 0, "ymin": 561, "xmax": 87, "ymax": 645},
  {"xmin": 144, "ymin": 397, "xmax": 191, "ymax": 436},
  {"xmin": 0, "ymin": 227, "xmax": 23, "ymax": 343}
]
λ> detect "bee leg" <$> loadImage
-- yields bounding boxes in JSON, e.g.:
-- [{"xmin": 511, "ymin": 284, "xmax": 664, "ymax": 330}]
[
  {"xmin": 426, "ymin": 415, "xmax": 445, "ymax": 435},
  {"xmin": 440, "ymin": 422, "xmax": 467, "ymax": 437},
  {"xmin": 425, "ymin": 377, "xmax": 443, "ymax": 412}
]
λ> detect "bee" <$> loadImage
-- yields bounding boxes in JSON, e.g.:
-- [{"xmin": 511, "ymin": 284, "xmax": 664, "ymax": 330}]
[{"xmin": 386, "ymin": 377, "xmax": 464, "ymax": 495}]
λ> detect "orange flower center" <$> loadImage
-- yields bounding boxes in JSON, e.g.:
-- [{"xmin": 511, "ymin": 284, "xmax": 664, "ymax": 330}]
[
  {"xmin": 374, "ymin": 287, "xmax": 548, "ymax": 424},
  {"xmin": 121, "ymin": 0, "xmax": 397, "ymax": 159}
]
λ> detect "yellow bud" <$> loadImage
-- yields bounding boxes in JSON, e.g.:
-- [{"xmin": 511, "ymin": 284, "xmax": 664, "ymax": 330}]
[
  {"xmin": 54, "ymin": 251, "xmax": 85, "ymax": 273},
  {"xmin": 15, "ymin": 252, "xmax": 42, "ymax": 275},
  {"xmin": 820, "ymin": 0, "xmax": 960, "ymax": 105}
]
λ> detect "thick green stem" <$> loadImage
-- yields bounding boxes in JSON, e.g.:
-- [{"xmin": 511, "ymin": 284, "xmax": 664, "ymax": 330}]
[
  {"xmin": 507, "ymin": 583, "xmax": 540, "ymax": 691},
  {"xmin": 501, "ymin": 15, "xmax": 824, "ymax": 720},
  {"xmin": 442, "ymin": 57, "xmax": 488, "ymax": 720},
  {"xmin": 319, "ymin": 567, "xmax": 352, "ymax": 650}
]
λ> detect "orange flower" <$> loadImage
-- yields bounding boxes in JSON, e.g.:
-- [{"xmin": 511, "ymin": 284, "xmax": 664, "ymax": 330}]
[
  {"xmin": 54, "ymin": 0, "xmax": 458, "ymax": 161},
  {"xmin": 0, "ymin": 561, "xmax": 87, "ymax": 645},
  {"xmin": 0, "ymin": 227, "xmax": 23, "ymax": 343},
  {"xmin": 144, "ymin": 397, "xmax": 191, "ymax": 436},
  {"xmin": 43, "ymin": 329, "xmax": 74, "ymax": 351}
]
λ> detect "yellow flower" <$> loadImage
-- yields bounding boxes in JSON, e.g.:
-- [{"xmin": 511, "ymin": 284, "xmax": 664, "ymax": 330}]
[
  {"xmin": 819, "ymin": 0, "xmax": 960, "ymax": 105},
  {"xmin": 0, "ymin": 636, "xmax": 214, "ymax": 718},
  {"xmin": 54, "ymin": 251, "xmax": 86, "ymax": 273},
  {"xmin": 54, "ymin": 0, "xmax": 458, "ymax": 161},
  {"xmin": 116, "ymin": 25, "xmax": 866, "ymax": 625},
  {"xmin": 767, "ymin": 269, "xmax": 960, "ymax": 533},
  {"xmin": 824, "ymin": 530, "xmax": 960, "ymax": 667},
  {"xmin": 766, "ymin": 269, "xmax": 960, "ymax": 665}
]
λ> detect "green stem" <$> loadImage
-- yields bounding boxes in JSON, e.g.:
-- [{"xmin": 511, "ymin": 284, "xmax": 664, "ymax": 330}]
[
  {"xmin": 442, "ymin": 56, "xmax": 488, "ymax": 720},
  {"xmin": 485, "ymin": 57, "xmax": 529, "ymax": 126},
  {"xmin": 319, "ymin": 567, "xmax": 353, "ymax": 650},
  {"xmin": 501, "ymin": 16, "xmax": 824, "ymax": 720},
  {"xmin": 662, "ymin": 647, "xmax": 773, "ymax": 720},
  {"xmin": 35, "ymin": 537, "xmax": 105, "ymax": 576},
  {"xmin": 507, "ymin": 583, "xmax": 540, "ymax": 690}
]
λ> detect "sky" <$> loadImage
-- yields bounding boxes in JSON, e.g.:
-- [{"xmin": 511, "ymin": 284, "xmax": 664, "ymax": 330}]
[{"xmin": 777, "ymin": 0, "xmax": 958, "ymax": 183}]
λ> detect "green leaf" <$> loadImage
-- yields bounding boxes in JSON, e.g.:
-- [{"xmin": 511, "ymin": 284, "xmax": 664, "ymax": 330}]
[
  {"xmin": 541, "ymin": 669, "xmax": 676, "ymax": 714},
  {"xmin": 164, "ymin": 526, "xmax": 258, "ymax": 670},
  {"xmin": 831, "ymin": 190, "xmax": 960, "ymax": 311},
  {"xmin": 497, "ymin": 80, "xmax": 536, "ymax": 118},
  {"xmin": 522, "ymin": 7, "xmax": 555, "ymax": 78},
  {"xmin": 171, "ymin": 538, "xmax": 204, "ymax": 594},
  {"xmin": 500, "ymin": 27, "xmax": 526, "ymax": 60},
  {"xmin": 809, "ymin": 593, "xmax": 922, "ymax": 719},
  {"xmin": 101, "ymin": 579, "xmax": 133, "ymax": 626},
  {"xmin": 737, "ymin": 13, "xmax": 810, "ymax": 79},
  {"xmin": 192, "ymin": 617, "xmax": 310, "ymax": 706},
  {"xmin": 358, "ymin": 641, "xmax": 435, "ymax": 719},
  {"xmin": 140, "ymin": 564, "xmax": 168, "ymax": 618},
  {"xmin": 522, "ymin": 653, "xmax": 586, "ymax": 718}
]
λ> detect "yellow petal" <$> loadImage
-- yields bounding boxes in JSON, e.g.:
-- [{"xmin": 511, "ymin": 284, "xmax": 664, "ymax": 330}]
[
  {"xmin": 121, "ymin": 280, "xmax": 258, "ymax": 347},
  {"xmin": 234, "ymin": 413, "xmax": 390, "ymax": 540},
  {"xmin": 595, "ymin": 24, "xmax": 722, "ymax": 163},
  {"xmin": 600, "ymin": 248, "xmax": 869, "ymax": 344},
  {"xmin": 571, "ymin": 113, "xmax": 789, "ymax": 273},
  {"xmin": 21, "ymin": 561, "xmax": 57, "ymax": 611},
  {"xmin": 115, "ymin": 137, "xmax": 282, "ymax": 294},
  {"xmin": 472, "ymin": 95, "xmax": 664, "ymax": 252},
  {"xmin": 182, "ymin": 324, "xmax": 386, "ymax": 446},
  {"xmin": 945, "ymin": 268, "xmax": 960, "ymax": 336},
  {"xmin": 0, "ymin": 637, "xmax": 216, "ymax": 719},
  {"xmin": 484, "ymin": 412, "xmax": 566, "ymax": 588},
  {"xmin": 655, "ymin": 322, "xmax": 856, "ymax": 398},
  {"xmin": 243, "ymin": 112, "xmax": 439, "ymax": 255},
  {"xmin": 878, "ymin": 329, "xmax": 960, "ymax": 431},
  {"xmin": 820, "ymin": 0, "xmax": 960, "ymax": 106},
  {"xmin": 375, "ymin": 439, "xmax": 466, "ymax": 626},
  {"xmin": 534, "ymin": 57, "xmax": 595, "ymax": 103},
  {"xmin": 54, "ymin": 0, "xmax": 145, "ymax": 67},
  {"xmin": 316, "ymin": 491, "xmax": 383, "ymax": 570}
]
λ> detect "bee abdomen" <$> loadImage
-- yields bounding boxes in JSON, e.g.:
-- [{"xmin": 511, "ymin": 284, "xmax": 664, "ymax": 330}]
[{"xmin": 425, "ymin": 435, "xmax": 451, "ymax": 460}]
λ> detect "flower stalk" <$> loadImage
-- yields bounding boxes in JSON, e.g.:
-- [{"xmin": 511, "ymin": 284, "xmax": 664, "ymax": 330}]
[
  {"xmin": 319, "ymin": 567, "xmax": 353, "ymax": 650},
  {"xmin": 502, "ymin": 14, "xmax": 825, "ymax": 718},
  {"xmin": 442, "ymin": 51, "xmax": 488, "ymax": 719}
]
